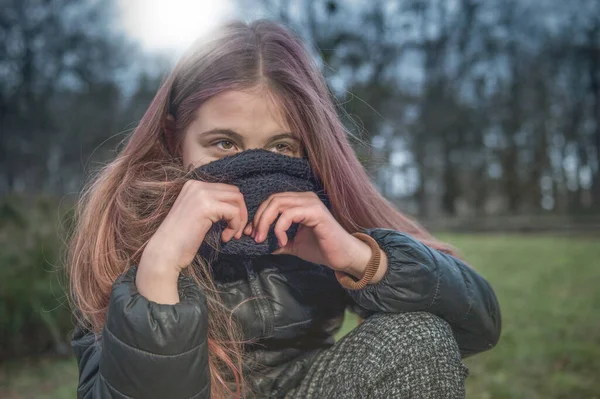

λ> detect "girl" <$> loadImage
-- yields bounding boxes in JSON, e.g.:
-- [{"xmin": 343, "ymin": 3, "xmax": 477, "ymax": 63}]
[{"xmin": 67, "ymin": 18, "xmax": 501, "ymax": 399}]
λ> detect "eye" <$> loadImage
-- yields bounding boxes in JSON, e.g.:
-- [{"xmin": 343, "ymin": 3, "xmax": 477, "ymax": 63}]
[
  {"xmin": 215, "ymin": 140, "xmax": 236, "ymax": 151},
  {"xmin": 273, "ymin": 143, "xmax": 294, "ymax": 153}
]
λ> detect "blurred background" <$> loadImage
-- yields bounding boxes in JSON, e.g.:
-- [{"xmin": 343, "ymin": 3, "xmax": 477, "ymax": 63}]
[{"xmin": 0, "ymin": 0, "xmax": 599, "ymax": 398}]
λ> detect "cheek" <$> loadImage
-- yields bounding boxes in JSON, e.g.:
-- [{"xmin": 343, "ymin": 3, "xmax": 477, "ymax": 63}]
[
  {"xmin": 180, "ymin": 137, "xmax": 193, "ymax": 165},
  {"xmin": 180, "ymin": 136, "xmax": 210, "ymax": 170}
]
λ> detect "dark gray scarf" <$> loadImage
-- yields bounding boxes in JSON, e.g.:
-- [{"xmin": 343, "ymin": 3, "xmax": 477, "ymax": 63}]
[{"xmin": 188, "ymin": 148, "xmax": 331, "ymax": 259}]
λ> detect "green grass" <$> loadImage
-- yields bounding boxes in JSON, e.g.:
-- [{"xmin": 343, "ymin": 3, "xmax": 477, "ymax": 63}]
[
  {"xmin": 446, "ymin": 234, "xmax": 600, "ymax": 399},
  {"xmin": 1, "ymin": 234, "xmax": 599, "ymax": 398}
]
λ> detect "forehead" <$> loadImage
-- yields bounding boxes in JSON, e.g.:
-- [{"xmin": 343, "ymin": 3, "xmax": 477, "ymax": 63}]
[{"xmin": 191, "ymin": 89, "xmax": 291, "ymax": 136}]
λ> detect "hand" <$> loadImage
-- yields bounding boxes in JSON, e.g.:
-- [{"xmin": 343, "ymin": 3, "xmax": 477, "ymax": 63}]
[
  {"xmin": 243, "ymin": 191, "xmax": 373, "ymax": 275},
  {"xmin": 143, "ymin": 179, "xmax": 249, "ymax": 274}
]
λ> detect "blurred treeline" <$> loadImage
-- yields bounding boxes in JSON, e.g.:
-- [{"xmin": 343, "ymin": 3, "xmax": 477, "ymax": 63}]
[
  {"xmin": 261, "ymin": 0, "xmax": 600, "ymax": 218},
  {"xmin": 0, "ymin": 0, "xmax": 169, "ymax": 360},
  {"xmin": 0, "ymin": 0, "xmax": 599, "ymax": 360}
]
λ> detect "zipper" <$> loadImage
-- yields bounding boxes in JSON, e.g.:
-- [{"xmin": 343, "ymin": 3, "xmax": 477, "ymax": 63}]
[{"xmin": 243, "ymin": 258, "xmax": 274, "ymax": 338}]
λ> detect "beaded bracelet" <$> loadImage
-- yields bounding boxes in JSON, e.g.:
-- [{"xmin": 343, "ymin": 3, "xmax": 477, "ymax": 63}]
[{"xmin": 334, "ymin": 232, "xmax": 381, "ymax": 290}]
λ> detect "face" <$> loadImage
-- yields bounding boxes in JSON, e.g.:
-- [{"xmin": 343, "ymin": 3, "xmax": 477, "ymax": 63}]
[{"xmin": 180, "ymin": 88, "xmax": 304, "ymax": 170}]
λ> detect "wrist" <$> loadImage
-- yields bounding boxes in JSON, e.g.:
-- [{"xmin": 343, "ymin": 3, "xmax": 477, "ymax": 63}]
[
  {"xmin": 344, "ymin": 237, "xmax": 372, "ymax": 278},
  {"xmin": 140, "ymin": 244, "xmax": 182, "ymax": 280},
  {"xmin": 344, "ymin": 235, "xmax": 388, "ymax": 285},
  {"xmin": 136, "ymin": 261, "xmax": 181, "ymax": 305}
]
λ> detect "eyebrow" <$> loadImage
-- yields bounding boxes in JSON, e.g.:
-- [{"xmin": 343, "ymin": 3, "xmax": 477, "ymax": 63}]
[{"xmin": 199, "ymin": 128, "xmax": 299, "ymax": 143}]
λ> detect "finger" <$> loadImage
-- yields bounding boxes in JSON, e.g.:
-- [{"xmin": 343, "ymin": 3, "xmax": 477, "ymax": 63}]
[
  {"xmin": 212, "ymin": 201, "xmax": 242, "ymax": 242},
  {"xmin": 271, "ymin": 246, "xmax": 287, "ymax": 255},
  {"xmin": 254, "ymin": 196, "xmax": 300, "ymax": 242},
  {"xmin": 252, "ymin": 192, "xmax": 300, "ymax": 234},
  {"xmin": 234, "ymin": 193, "xmax": 248, "ymax": 240},
  {"xmin": 192, "ymin": 180, "xmax": 242, "ymax": 192},
  {"xmin": 273, "ymin": 207, "xmax": 307, "ymax": 247},
  {"xmin": 211, "ymin": 190, "xmax": 247, "ymax": 240},
  {"xmin": 210, "ymin": 182, "xmax": 244, "ymax": 192},
  {"xmin": 253, "ymin": 193, "xmax": 301, "ymax": 239},
  {"xmin": 251, "ymin": 193, "xmax": 277, "ymax": 235}
]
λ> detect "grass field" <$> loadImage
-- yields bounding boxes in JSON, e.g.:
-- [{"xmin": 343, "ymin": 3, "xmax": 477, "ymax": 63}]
[{"xmin": 1, "ymin": 234, "xmax": 599, "ymax": 398}]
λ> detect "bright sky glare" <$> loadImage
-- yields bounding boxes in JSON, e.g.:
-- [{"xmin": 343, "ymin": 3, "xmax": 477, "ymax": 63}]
[{"xmin": 118, "ymin": 0, "xmax": 237, "ymax": 53}]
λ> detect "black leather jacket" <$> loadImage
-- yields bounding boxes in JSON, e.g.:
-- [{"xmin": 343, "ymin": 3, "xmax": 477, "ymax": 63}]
[{"xmin": 71, "ymin": 228, "xmax": 501, "ymax": 399}]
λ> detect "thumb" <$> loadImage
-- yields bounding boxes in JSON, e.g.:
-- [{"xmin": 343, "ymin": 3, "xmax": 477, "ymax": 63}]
[
  {"xmin": 271, "ymin": 246, "xmax": 287, "ymax": 255},
  {"xmin": 272, "ymin": 240, "xmax": 292, "ymax": 254}
]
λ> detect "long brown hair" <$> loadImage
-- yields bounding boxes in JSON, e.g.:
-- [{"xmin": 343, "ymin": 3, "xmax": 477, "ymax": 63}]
[{"xmin": 66, "ymin": 18, "xmax": 458, "ymax": 399}]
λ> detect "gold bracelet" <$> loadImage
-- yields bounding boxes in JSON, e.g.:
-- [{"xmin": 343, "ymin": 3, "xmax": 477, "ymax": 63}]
[{"xmin": 334, "ymin": 232, "xmax": 381, "ymax": 290}]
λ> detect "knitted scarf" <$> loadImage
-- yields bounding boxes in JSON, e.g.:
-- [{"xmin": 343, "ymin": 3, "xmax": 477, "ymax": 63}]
[{"xmin": 189, "ymin": 148, "xmax": 331, "ymax": 259}]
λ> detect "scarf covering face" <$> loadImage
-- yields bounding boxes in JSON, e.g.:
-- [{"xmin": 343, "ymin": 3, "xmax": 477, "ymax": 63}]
[{"xmin": 189, "ymin": 148, "xmax": 332, "ymax": 259}]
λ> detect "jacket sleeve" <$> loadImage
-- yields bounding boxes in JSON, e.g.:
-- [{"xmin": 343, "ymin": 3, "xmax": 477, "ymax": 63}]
[
  {"xmin": 343, "ymin": 227, "xmax": 501, "ymax": 358},
  {"xmin": 70, "ymin": 264, "xmax": 211, "ymax": 399}
]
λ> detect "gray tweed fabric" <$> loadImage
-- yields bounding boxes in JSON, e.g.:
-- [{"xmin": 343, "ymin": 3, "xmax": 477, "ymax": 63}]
[
  {"xmin": 282, "ymin": 311, "xmax": 469, "ymax": 399},
  {"xmin": 189, "ymin": 148, "xmax": 331, "ymax": 258}
]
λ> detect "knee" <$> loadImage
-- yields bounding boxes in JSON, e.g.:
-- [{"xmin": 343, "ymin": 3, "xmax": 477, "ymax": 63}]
[
  {"xmin": 357, "ymin": 312, "xmax": 470, "ymax": 397},
  {"xmin": 357, "ymin": 312, "xmax": 456, "ymax": 355}
]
